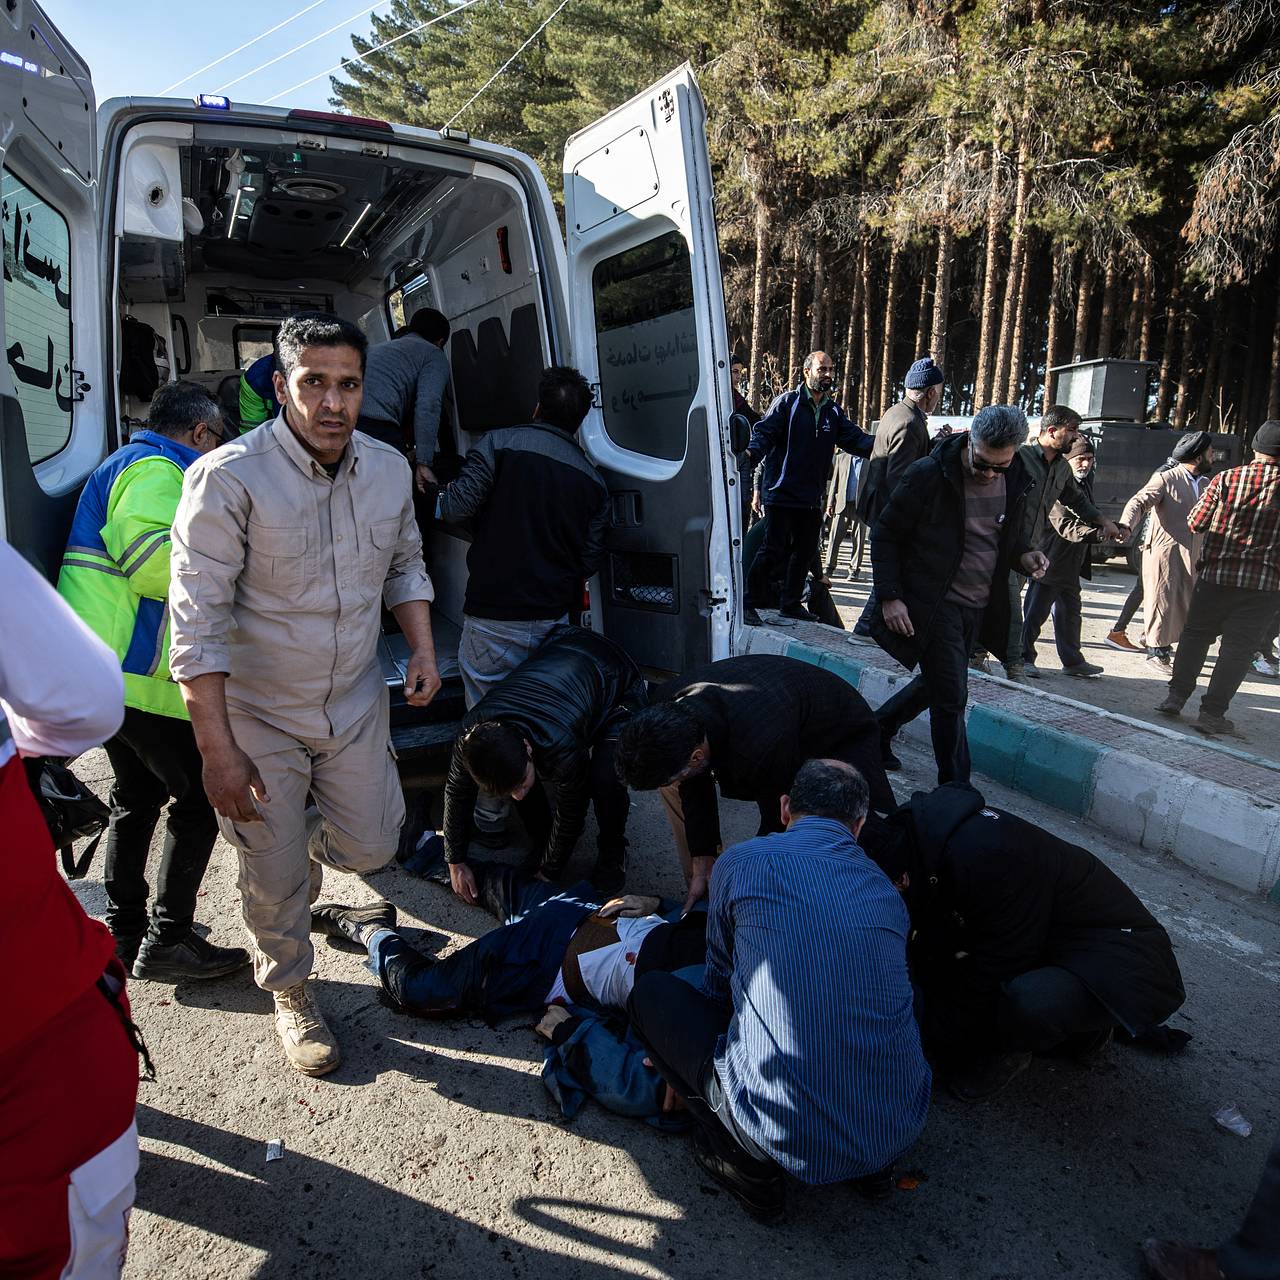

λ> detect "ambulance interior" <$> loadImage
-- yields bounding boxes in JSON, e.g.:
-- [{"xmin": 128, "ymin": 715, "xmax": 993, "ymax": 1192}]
[{"xmin": 112, "ymin": 121, "xmax": 555, "ymax": 758}]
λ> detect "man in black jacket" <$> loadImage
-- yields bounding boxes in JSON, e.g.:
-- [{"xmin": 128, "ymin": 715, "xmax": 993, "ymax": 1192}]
[
  {"xmin": 742, "ymin": 351, "xmax": 873, "ymax": 624},
  {"xmin": 438, "ymin": 366, "xmax": 609, "ymax": 710},
  {"xmin": 862, "ymin": 783, "xmax": 1185, "ymax": 1102},
  {"xmin": 440, "ymin": 625, "xmax": 647, "ymax": 900},
  {"xmin": 614, "ymin": 654, "xmax": 895, "ymax": 910},
  {"xmin": 870, "ymin": 406, "xmax": 1049, "ymax": 785}
]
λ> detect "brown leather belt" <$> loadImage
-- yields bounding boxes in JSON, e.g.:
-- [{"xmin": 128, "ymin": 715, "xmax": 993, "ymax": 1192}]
[{"xmin": 561, "ymin": 913, "xmax": 621, "ymax": 1006}]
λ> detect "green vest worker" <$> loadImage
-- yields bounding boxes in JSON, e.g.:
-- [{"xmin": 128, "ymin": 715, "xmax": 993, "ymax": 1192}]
[
  {"xmin": 238, "ymin": 353, "xmax": 277, "ymax": 429},
  {"xmin": 57, "ymin": 380, "xmax": 250, "ymax": 984}
]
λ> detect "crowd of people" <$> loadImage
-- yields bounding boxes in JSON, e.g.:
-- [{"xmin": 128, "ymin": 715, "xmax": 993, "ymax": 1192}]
[{"xmin": 1, "ymin": 310, "xmax": 1276, "ymax": 1278}]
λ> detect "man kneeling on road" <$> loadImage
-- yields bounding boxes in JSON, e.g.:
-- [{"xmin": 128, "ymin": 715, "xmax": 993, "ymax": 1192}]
[
  {"xmin": 627, "ymin": 760, "xmax": 931, "ymax": 1223},
  {"xmin": 861, "ymin": 783, "xmax": 1186, "ymax": 1102},
  {"xmin": 614, "ymin": 653, "xmax": 895, "ymax": 911},
  {"xmin": 432, "ymin": 625, "xmax": 647, "ymax": 899},
  {"xmin": 170, "ymin": 312, "xmax": 441, "ymax": 1078}
]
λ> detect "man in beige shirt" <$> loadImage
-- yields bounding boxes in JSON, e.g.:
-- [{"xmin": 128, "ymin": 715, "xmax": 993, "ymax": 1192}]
[{"xmin": 170, "ymin": 312, "xmax": 441, "ymax": 1077}]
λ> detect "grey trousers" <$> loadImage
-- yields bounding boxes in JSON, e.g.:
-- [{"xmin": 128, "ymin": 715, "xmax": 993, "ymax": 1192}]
[{"xmin": 824, "ymin": 510, "xmax": 865, "ymax": 577}]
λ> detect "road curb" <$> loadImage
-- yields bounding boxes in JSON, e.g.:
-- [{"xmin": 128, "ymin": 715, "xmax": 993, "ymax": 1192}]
[{"xmin": 742, "ymin": 626, "xmax": 1280, "ymax": 901}]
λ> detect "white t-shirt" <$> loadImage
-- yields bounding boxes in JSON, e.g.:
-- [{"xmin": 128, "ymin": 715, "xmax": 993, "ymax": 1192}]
[{"xmin": 545, "ymin": 914, "xmax": 667, "ymax": 1010}]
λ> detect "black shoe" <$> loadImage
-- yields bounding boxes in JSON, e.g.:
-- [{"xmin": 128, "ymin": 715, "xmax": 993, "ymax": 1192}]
[
  {"xmin": 881, "ymin": 741, "xmax": 902, "ymax": 772},
  {"xmin": 853, "ymin": 621, "xmax": 872, "ymax": 637},
  {"xmin": 948, "ymin": 1051, "xmax": 1032, "ymax": 1102},
  {"xmin": 848, "ymin": 1164, "xmax": 896, "ymax": 1203},
  {"xmin": 779, "ymin": 606, "xmax": 808, "ymax": 620},
  {"xmin": 132, "ymin": 931, "xmax": 251, "ymax": 983},
  {"xmin": 691, "ymin": 1127, "xmax": 785, "ymax": 1224},
  {"xmin": 1058, "ymin": 1025, "xmax": 1114, "ymax": 1065},
  {"xmin": 1154, "ymin": 694, "xmax": 1185, "ymax": 718},
  {"xmin": 743, "ymin": 607, "xmax": 764, "ymax": 627},
  {"xmin": 396, "ymin": 790, "xmax": 433, "ymax": 867},
  {"xmin": 113, "ymin": 932, "xmax": 144, "ymax": 969},
  {"xmin": 311, "ymin": 901, "xmax": 397, "ymax": 946}
]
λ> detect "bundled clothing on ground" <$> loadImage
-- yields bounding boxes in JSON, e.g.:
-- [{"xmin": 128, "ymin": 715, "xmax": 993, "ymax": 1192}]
[
  {"xmin": 441, "ymin": 625, "xmax": 647, "ymax": 876},
  {"xmin": 872, "ymin": 784, "xmax": 1185, "ymax": 1064}
]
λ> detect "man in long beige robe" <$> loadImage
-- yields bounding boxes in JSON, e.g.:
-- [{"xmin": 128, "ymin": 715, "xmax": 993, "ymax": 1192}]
[{"xmin": 1119, "ymin": 432, "xmax": 1215, "ymax": 673}]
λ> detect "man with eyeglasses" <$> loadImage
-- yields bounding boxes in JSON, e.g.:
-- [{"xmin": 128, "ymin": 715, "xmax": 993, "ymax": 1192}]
[
  {"xmin": 58, "ymin": 380, "xmax": 250, "ymax": 983},
  {"xmin": 869, "ymin": 405, "xmax": 1050, "ymax": 784},
  {"xmin": 743, "ymin": 350, "xmax": 872, "ymax": 625}
]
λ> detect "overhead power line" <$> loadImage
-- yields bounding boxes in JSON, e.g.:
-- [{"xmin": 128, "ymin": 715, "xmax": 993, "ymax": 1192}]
[
  {"xmin": 159, "ymin": 0, "xmax": 329, "ymax": 95},
  {"xmin": 218, "ymin": 1, "xmax": 393, "ymax": 94},
  {"xmin": 442, "ymin": 0, "xmax": 572, "ymax": 130},
  {"xmin": 262, "ymin": 0, "xmax": 485, "ymax": 104}
]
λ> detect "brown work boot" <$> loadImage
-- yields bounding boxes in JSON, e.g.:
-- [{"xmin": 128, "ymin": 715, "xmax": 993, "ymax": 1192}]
[
  {"xmin": 273, "ymin": 982, "xmax": 340, "ymax": 1076},
  {"xmin": 1140, "ymin": 1239, "xmax": 1224, "ymax": 1279},
  {"xmin": 1194, "ymin": 711, "xmax": 1244, "ymax": 740}
]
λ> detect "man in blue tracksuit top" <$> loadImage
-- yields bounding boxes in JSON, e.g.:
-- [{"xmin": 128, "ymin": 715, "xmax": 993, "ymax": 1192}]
[{"xmin": 743, "ymin": 350, "xmax": 873, "ymax": 625}]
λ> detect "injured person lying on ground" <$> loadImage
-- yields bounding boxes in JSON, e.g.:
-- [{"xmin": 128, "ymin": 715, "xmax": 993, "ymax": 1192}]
[
  {"xmin": 860, "ymin": 783, "xmax": 1187, "ymax": 1102},
  {"xmin": 310, "ymin": 853, "xmax": 709, "ymax": 1126}
]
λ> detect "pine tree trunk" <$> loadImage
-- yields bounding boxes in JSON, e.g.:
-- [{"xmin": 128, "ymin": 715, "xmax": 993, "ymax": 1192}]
[
  {"xmin": 992, "ymin": 142, "xmax": 1031, "ymax": 404},
  {"xmin": 973, "ymin": 147, "xmax": 1004, "ymax": 409},
  {"xmin": 1072, "ymin": 254, "xmax": 1096, "ymax": 361},
  {"xmin": 879, "ymin": 244, "xmax": 903, "ymax": 415},
  {"xmin": 1197, "ymin": 296, "xmax": 1224, "ymax": 430},
  {"xmin": 746, "ymin": 183, "xmax": 772, "ymax": 409},
  {"xmin": 1123, "ymin": 264, "xmax": 1142, "ymax": 359},
  {"xmin": 1042, "ymin": 244, "xmax": 1066, "ymax": 407},
  {"xmin": 860, "ymin": 241, "xmax": 877, "ymax": 425},
  {"xmin": 808, "ymin": 240, "xmax": 825, "ymax": 352},
  {"xmin": 913, "ymin": 263, "xmax": 931, "ymax": 359},
  {"xmin": 1097, "ymin": 245, "xmax": 1119, "ymax": 358},
  {"xmin": 930, "ymin": 224, "xmax": 955, "ymax": 367},
  {"xmin": 1006, "ymin": 234, "xmax": 1034, "ymax": 406},
  {"xmin": 1173, "ymin": 301, "xmax": 1197, "ymax": 428},
  {"xmin": 1269, "ymin": 264, "xmax": 1280, "ymax": 419},
  {"xmin": 788, "ymin": 243, "xmax": 804, "ymax": 385},
  {"xmin": 839, "ymin": 263, "xmax": 863, "ymax": 409},
  {"xmin": 1139, "ymin": 256, "xmax": 1156, "ymax": 365},
  {"xmin": 1155, "ymin": 271, "xmax": 1181, "ymax": 423}
]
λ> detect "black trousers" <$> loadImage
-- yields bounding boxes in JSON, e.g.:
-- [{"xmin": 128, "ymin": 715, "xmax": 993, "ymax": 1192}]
[
  {"xmin": 876, "ymin": 600, "xmax": 981, "ymax": 785},
  {"xmin": 746, "ymin": 505, "xmax": 822, "ymax": 612},
  {"xmin": 519, "ymin": 735, "xmax": 630, "ymax": 877},
  {"xmin": 1115, "ymin": 570, "xmax": 1144, "ymax": 632},
  {"xmin": 629, "ymin": 970, "xmax": 773, "ymax": 1169},
  {"xmin": 1219, "ymin": 1124, "xmax": 1280, "ymax": 1280},
  {"xmin": 101, "ymin": 707, "xmax": 219, "ymax": 946},
  {"xmin": 996, "ymin": 966, "xmax": 1113, "ymax": 1054},
  {"xmin": 1021, "ymin": 580, "xmax": 1084, "ymax": 669},
  {"xmin": 1168, "ymin": 581, "xmax": 1279, "ymax": 716}
]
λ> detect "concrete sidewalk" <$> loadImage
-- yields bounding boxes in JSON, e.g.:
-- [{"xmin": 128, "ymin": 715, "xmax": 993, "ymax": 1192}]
[{"xmin": 742, "ymin": 616, "xmax": 1280, "ymax": 902}]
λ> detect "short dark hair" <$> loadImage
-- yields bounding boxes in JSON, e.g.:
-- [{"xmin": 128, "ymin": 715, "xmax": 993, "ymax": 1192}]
[
  {"xmin": 458, "ymin": 721, "xmax": 528, "ymax": 794},
  {"xmin": 147, "ymin": 380, "xmax": 222, "ymax": 438},
  {"xmin": 614, "ymin": 703, "xmax": 704, "ymax": 789},
  {"xmin": 536, "ymin": 365, "xmax": 593, "ymax": 431},
  {"xmin": 1040, "ymin": 404, "xmax": 1083, "ymax": 434},
  {"xmin": 274, "ymin": 312, "xmax": 368, "ymax": 380},
  {"xmin": 787, "ymin": 759, "xmax": 870, "ymax": 826},
  {"xmin": 405, "ymin": 308, "xmax": 450, "ymax": 344}
]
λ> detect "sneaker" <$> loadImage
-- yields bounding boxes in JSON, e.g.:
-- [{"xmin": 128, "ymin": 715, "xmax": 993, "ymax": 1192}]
[
  {"xmin": 743, "ymin": 607, "xmax": 764, "ymax": 627},
  {"xmin": 1064, "ymin": 661, "xmax": 1104, "ymax": 679},
  {"xmin": 1253, "ymin": 655, "xmax": 1279, "ymax": 678},
  {"xmin": 132, "ymin": 931, "xmax": 251, "ymax": 983},
  {"xmin": 1155, "ymin": 694, "xmax": 1185, "ymax": 718},
  {"xmin": 1023, "ymin": 663, "xmax": 1042, "ymax": 679},
  {"xmin": 311, "ymin": 900, "xmax": 396, "ymax": 946},
  {"xmin": 769, "ymin": 611, "xmax": 797, "ymax": 628},
  {"xmin": 1145, "ymin": 653, "xmax": 1173, "ymax": 676},
  {"xmin": 779, "ymin": 605, "xmax": 809, "ymax": 621},
  {"xmin": 690, "ymin": 1127, "xmax": 785, "ymax": 1224},
  {"xmin": 113, "ymin": 932, "xmax": 144, "ymax": 970},
  {"xmin": 1193, "ymin": 711, "xmax": 1244, "ymax": 740},
  {"xmin": 1003, "ymin": 664, "xmax": 1028, "ymax": 684},
  {"xmin": 949, "ymin": 1051, "xmax": 1032, "ymax": 1102},
  {"xmin": 1104, "ymin": 630, "xmax": 1141, "ymax": 653},
  {"xmin": 273, "ymin": 982, "xmax": 341, "ymax": 1077}
]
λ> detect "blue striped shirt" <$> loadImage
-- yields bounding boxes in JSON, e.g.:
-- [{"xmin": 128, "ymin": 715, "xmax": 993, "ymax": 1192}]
[{"xmin": 703, "ymin": 816, "xmax": 931, "ymax": 1184}]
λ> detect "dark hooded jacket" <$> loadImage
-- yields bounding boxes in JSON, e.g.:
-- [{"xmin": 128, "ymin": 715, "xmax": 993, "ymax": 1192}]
[
  {"xmin": 874, "ymin": 784, "xmax": 1184, "ymax": 1060},
  {"xmin": 869, "ymin": 432, "xmax": 1036, "ymax": 672},
  {"xmin": 442, "ymin": 625, "xmax": 647, "ymax": 868}
]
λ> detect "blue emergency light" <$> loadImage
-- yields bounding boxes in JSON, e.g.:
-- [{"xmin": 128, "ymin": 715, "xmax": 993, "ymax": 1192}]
[{"xmin": 196, "ymin": 93, "xmax": 231, "ymax": 110}]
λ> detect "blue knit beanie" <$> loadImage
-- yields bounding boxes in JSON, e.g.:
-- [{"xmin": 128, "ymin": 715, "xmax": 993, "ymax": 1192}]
[{"xmin": 905, "ymin": 356, "xmax": 944, "ymax": 390}]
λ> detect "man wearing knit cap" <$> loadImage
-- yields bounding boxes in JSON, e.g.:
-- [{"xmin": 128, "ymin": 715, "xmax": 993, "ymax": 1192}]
[
  {"xmin": 852, "ymin": 358, "xmax": 946, "ymax": 635},
  {"xmin": 1118, "ymin": 431, "xmax": 1216, "ymax": 674},
  {"xmin": 1157, "ymin": 421, "xmax": 1280, "ymax": 737}
]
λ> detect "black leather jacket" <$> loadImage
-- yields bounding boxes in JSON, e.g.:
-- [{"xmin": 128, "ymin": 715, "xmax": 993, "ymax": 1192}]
[{"xmin": 442, "ymin": 625, "xmax": 647, "ymax": 867}]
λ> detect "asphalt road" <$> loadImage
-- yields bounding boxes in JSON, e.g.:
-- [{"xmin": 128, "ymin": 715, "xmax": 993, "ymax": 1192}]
[{"xmin": 67, "ymin": 742, "xmax": 1279, "ymax": 1280}]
